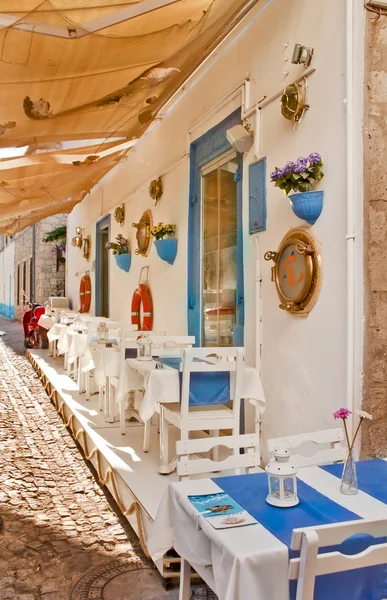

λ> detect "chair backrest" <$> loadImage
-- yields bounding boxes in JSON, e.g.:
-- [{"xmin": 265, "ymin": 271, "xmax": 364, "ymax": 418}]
[
  {"xmin": 176, "ymin": 433, "xmax": 260, "ymax": 480},
  {"xmin": 151, "ymin": 335, "xmax": 195, "ymax": 356},
  {"xmin": 288, "ymin": 518, "xmax": 387, "ymax": 600},
  {"xmin": 180, "ymin": 347, "xmax": 245, "ymax": 422},
  {"xmin": 267, "ymin": 428, "xmax": 346, "ymax": 468}
]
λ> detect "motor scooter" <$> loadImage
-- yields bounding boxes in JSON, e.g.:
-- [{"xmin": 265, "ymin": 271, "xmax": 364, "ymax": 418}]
[{"xmin": 21, "ymin": 292, "xmax": 49, "ymax": 349}]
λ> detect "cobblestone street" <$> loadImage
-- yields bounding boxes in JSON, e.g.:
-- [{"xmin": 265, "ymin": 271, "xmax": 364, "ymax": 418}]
[{"xmin": 0, "ymin": 318, "xmax": 185, "ymax": 600}]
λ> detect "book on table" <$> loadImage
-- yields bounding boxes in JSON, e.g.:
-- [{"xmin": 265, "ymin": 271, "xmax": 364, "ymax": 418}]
[{"xmin": 188, "ymin": 492, "xmax": 257, "ymax": 529}]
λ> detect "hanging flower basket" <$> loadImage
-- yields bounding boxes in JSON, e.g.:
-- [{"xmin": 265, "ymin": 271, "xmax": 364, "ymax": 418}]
[
  {"xmin": 114, "ymin": 253, "xmax": 131, "ymax": 272},
  {"xmin": 287, "ymin": 190, "xmax": 324, "ymax": 225},
  {"xmin": 154, "ymin": 239, "xmax": 177, "ymax": 265}
]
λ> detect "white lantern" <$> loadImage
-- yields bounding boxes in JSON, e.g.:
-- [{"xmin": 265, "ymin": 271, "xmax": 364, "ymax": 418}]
[
  {"xmin": 73, "ymin": 314, "xmax": 83, "ymax": 333},
  {"xmin": 136, "ymin": 333, "xmax": 153, "ymax": 361},
  {"xmin": 265, "ymin": 447, "xmax": 299, "ymax": 508},
  {"xmin": 97, "ymin": 322, "xmax": 109, "ymax": 344},
  {"xmin": 60, "ymin": 312, "xmax": 69, "ymax": 325}
]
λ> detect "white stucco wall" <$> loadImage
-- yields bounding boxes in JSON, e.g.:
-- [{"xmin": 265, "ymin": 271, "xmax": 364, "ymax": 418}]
[
  {"xmin": 67, "ymin": 0, "xmax": 362, "ymax": 446},
  {"xmin": 0, "ymin": 240, "xmax": 15, "ymax": 318}
]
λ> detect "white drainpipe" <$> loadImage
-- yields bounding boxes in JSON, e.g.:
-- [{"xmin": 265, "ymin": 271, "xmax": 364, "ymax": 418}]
[{"xmin": 346, "ymin": 0, "xmax": 356, "ymax": 437}]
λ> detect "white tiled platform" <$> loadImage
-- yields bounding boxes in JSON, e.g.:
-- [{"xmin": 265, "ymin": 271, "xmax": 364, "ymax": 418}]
[{"xmin": 27, "ymin": 348, "xmax": 180, "ymax": 574}]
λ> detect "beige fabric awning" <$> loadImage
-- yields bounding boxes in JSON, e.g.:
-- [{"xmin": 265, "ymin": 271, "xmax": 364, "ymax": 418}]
[{"xmin": 0, "ymin": 0, "xmax": 257, "ymax": 234}]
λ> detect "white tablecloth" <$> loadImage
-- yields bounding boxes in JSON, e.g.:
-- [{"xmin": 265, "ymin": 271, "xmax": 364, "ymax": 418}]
[
  {"xmin": 148, "ymin": 463, "xmax": 387, "ymax": 600},
  {"xmin": 115, "ymin": 360, "xmax": 267, "ymax": 423},
  {"xmin": 82, "ymin": 342, "xmax": 122, "ymax": 387},
  {"xmin": 47, "ymin": 323, "xmax": 74, "ymax": 354}
]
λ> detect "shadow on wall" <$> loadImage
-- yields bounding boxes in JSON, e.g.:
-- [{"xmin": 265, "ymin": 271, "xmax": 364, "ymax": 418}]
[{"xmin": 0, "ymin": 304, "xmax": 15, "ymax": 319}]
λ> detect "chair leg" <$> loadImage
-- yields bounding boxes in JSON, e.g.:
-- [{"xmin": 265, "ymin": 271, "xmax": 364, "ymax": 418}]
[
  {"xmin": 159, "ymin": 406, "xmax": 170, "ymax": 474},
  {"xmin": 179, "ymin": 559, "xmax": 191, "ymax": 600},
  {"xmin": 85, "ymin": 370, "xmax": 90, "ymax": 401},
  {"xmin": 98, "ymin": 386, "xmax": 104, "ymax": 412},
  {"xmin": 119, "ymin": 395, "xmax": 126, "ymax": 435},
  {"xmin": 143, "ymin": 419, "xmax": 151, "ymax": 452}
]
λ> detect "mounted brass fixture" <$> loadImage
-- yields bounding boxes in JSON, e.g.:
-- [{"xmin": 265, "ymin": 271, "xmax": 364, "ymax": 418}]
[
  {"xmin": 149, "ymin": 177, "xmax": 163, "ymax": 205},
  {"xmin": 281, "ymin": 80, "xmax": 309, "ymax": 123},
  {"xmin": 132, "ymin": 210, "xmax": 152, "ymax": 256},
  {"xmin": 264, "ymin": 227, "xmax": 322, "ymax": 316},
  {"xmin": 71, "ymin": 226, "xmax": 83, "ymax": 248},
  {"xmin": 114, "ymin": 205, "xmax": 125, "ymax": 225},
  {"xmin": 82, "ymin": 235, "xmax": 91, "ymax": 261}
]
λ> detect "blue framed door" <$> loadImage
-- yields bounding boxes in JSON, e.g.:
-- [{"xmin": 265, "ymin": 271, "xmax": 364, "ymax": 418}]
[
  {"xmin": 95, "ymin": 215, "xmax": 110, "ymax": 317},
  {"xmin": 188, "ymin": 109, "xmax": 244, "ymax": 347}
]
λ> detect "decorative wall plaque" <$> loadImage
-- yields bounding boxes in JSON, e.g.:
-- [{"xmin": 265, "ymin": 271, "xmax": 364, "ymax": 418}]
[
  {"xmin": 114, "ymin": 205, "xmax": 125, "ymax": 225},
  {"xmin": 149, "ymin": 177, "xmax": 163, "ymax": 205},
  {"xmin": 264, "ymin": 227, "xmax": 322, "ymax": 316}
]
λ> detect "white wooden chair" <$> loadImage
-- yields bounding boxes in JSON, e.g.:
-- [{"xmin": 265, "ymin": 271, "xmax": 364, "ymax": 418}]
[
  {"xmin": 176, "ymin": 433, "xmax": 261, "ymax": 480},
  {"xmin": 159, "ymin": 347, "xmax": 244, "ymax": 474},
  {"xmin": 267, "ymin": 429, "xmax": 346, "ymax": 468},
  {"xmin": 109, "ymin": 330, "xmax": 166, "ymax": 433},
  {"xmin": 289, "ymin": 518, "xmax": 387, "ymax": 600}
]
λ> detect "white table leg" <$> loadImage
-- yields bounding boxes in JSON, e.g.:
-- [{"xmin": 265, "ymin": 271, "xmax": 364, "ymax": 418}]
[
  {"xmin": 158, "ymin": 406, "xmax": 176, "ymax": 474},
  {"xmin": 85, "ymin": 370, "xmax": 90, "ymax": 400},
  {"xmin": 98, "ymin": 386, "xmax": 104, "ymax": 412},
  {"xmin": 179, "ymin": 559, "xmax": 191, "ymax": 600}
]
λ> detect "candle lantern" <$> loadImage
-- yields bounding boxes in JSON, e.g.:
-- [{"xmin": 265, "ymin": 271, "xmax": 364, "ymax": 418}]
[
  {"xmin": 60, "ymin": 312, "xmax": 69, "ymax": 325},
  {"xmin": 136, "ymin": 332, "xmax": 153, "ymax": 361},
  {"xmin": 45, "ymin": 305, "xmax": 52, "ymax": 316},
  {"xmin": 97, "ymin": 322, "xmax": 109, "ymax": 344},
  {"xmin": 73, "ymin": 314, "xmax": 83, "ymax": 333},
  {"xmin": 265, "ymin": 446, "xmax": 299, "ymax": 508}
]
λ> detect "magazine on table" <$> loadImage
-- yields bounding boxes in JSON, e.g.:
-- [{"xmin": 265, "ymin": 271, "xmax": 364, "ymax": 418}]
[{"xmin": 187, "ymin": 492, "xmax": 257, "ymax": 529}]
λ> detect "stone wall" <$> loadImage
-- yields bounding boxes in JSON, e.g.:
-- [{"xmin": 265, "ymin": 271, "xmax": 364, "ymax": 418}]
[
  {"xmin": 363, "ymin": 11, "xmax": 387, "ymax": 456},
  {"xmin": 14, "ymin": 215, "xmax": 67, "ymax": 321}
]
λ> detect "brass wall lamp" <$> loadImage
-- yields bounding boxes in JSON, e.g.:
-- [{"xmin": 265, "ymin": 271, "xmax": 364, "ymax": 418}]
[
  {"xmin": 71, "ymin": 226, "xmax": 83, "ymax": 248},
  {"xmin": 264, "ymin": 228, "xmax": 322, "ymax": 316}
]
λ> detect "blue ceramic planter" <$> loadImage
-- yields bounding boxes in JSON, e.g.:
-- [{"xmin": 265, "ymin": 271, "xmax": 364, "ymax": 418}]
[
  {"xmin": 154, "ymin": 239, "xmax": 177, "ymax": 265},
  {"xmin": 114, "ymin": 253, "xmax": 131, "ymax": 272},
  {"xmin": 288, "ymin": 190, "xmax": 324, "ymax": 225}
]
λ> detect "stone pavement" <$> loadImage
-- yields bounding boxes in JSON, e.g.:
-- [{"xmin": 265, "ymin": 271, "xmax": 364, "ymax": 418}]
[{"xmin": 0, "ymin": 318, "xmax": 216, "ymax": 600}]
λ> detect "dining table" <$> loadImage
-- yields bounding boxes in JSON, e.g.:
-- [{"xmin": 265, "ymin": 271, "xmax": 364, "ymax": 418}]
[{"xmin": 148, "ymin": 458, "xmax": 387, "ymax": 600}]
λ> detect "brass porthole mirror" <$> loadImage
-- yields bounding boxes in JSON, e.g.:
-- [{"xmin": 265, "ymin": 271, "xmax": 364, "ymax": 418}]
[
  {"xmin": 132, "ymin": 210, "xmax": 153, "ymax": 256},
  {"xmin": 264, "ymin": 228, "xmax": 322, "ymax": 316}
]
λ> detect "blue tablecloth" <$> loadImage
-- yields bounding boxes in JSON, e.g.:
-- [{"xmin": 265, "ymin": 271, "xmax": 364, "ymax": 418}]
[
  {"xmin": 214, "ymin": 471, "xmax": 387, "ymax": 600},
  {"xmin": 322, "ymin": 458, "xmax": 387, "ymax": 504},
  {"xmin": 156, "ymin": 357, "xmax": 230, "ymax": 406}
]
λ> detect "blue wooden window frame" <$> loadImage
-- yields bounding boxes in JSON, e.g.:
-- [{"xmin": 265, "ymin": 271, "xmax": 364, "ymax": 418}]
[
  {"xmin": 187, "ymin": 108, "xmax": 244, "ymax": 346},
  {"xmin": 95, "ymin": 214, "xmax": 110, "ymax": 316}
]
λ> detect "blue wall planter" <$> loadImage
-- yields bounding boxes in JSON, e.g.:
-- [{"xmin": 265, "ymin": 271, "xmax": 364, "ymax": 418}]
[
  {"xmin": 288, "ymin": 190, "xmax": 324, "ymax": 225},
  {"xmin": 114, "ymin": 253, "xmax": 131, "ymax": 272},
  {"xmin": 155, "ymin": 239, "xmax": 177, "ymax": 265}
]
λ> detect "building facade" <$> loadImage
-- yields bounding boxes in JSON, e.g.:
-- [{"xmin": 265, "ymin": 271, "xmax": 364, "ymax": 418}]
[
  {"xmin": 0, "ymin": 215, "xmax": 67, "ymax": 321},
  {"xmin": 65, "ymin": 0, "xmax": 366, "ymax": 454}
]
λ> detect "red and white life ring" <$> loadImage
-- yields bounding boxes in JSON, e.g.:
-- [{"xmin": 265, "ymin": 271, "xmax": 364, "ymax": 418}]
[
  {"xmin": 131, "ymin": 284, "xmax": 153, "ymax": 331},
  {"xmin": 79, "ymin": 274, "xmax": 92, "ymax": 313}
]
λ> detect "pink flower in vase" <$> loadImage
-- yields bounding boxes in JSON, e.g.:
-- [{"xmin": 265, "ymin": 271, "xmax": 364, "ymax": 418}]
[{"xmin": 333, "ymin": 408, "xmax": 352, "ymax": 420}]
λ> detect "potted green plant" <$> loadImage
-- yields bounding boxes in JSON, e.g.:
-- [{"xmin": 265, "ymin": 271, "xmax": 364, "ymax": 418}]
[
  {"xmin": 43, "ymin": 225, "xmax": 67, "ymax": 261},
  {"xmin": 151, "ymin": 222, "xmax": 177, "ymax": 265},
  {"xmin": 270, "ymin": 153, "xmax": 324, "ymax": 225},
  {"xmin": 105, "ymin": 234, "xmax": 131, "ymax": 272}
]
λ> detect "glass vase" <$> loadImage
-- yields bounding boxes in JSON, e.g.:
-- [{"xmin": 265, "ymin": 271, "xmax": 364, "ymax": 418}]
[{"xmin": 340, "ymin": 453, "xmax": 358, "ymax": 495}]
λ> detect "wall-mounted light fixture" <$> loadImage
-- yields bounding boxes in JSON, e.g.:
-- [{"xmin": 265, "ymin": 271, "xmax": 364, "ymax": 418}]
[
  {"xmin": 291, "ymin": 44, "xmax": 314, "ymax": 67},
  {"xmin": 226, "ymin": 124, "xmax": 253, "ymax": 153},
  {"xmin": 71, "ymin": 226, "xmax": 83, "ymax": 248}
]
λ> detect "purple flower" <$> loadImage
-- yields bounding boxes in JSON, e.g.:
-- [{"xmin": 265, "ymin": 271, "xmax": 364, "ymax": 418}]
[
  {"xmin": 283, "ymin": 161, "xmax": 294, "ymax": 174},
  {"xmin": 122, "ymin": 246, "xmax": 128, "ymax": 252},
  {"xmin": 270, "ymin": 169, "xmax": 280, "ymax": 181},
  {"xmin": 105, "ymin": 242, "xmax": 111, "ymax": 249},
  {"xmin": 308, "ymin": 152, "xmax": 321, "ymax": 165},
  {"xmin": 333, "ymin": 408, "xmax": 352, "ymax": 420}
]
